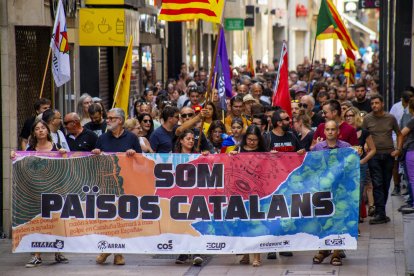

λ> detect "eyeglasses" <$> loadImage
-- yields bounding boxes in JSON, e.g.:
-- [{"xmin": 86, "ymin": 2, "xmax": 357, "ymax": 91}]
[
  {"xmin": 345, "ymin": 114, "xmax": 355, "ymax": 118},
  {"xmin": 291, "ymin": 100, "xmax": 299, "ymax": 103},
  {"xmin": 107, "ymin": 116, "xmax": 121, "ymax": 121},
  {"xmin": 247, "ymin": 137, "xmax": 259, "ymax": 142},
  {"xmin": 63, "ymin": 120, "xmax": 75, "ymax": 126},
  {"xmin": 181, "ymin": 113, "xmax": 194, "ymax": 119},
  {"xmin": 298, "ymin": 103, "xmax": 308, "ymax": 109},
  {"xmin": 280, "ymin": 117, "xmax": 290, "ymax": 122},
  {"xmin": 142, "ymin": 119, "xmax": 152, "ymax": 123},
  {"xmin": 137, "ymin": 102, "xmax": 151, "ymax": 106}
]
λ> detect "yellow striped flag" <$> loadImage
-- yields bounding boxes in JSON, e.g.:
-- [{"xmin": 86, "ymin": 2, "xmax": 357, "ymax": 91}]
[
  {"xmin": 113, "ymin": 37, "xmax": 133, "ymax": 116},
  {"xmin": 159, "ymin": 0, "xmax": 225, "ymax": 24},
  {"xmin": 316, "ymin": 0, "xmax": 357, "ymax": 60},
  {"xmin": 344, "ymin": 57, "xmax": 356, "ymax": 85},
  {"xmin": 247, "ymin": 31, "xmax": 255, "ymax": 77}
]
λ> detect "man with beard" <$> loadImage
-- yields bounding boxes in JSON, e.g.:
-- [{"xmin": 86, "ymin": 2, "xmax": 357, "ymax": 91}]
[
  {"xmin": 93, "ymin": 108, "xmax": 142, "ymax": 266},
  {"xmin": 84, "ymin": 103, "xmax": 107, "ymax": 137},
  {"xmin": 352, "ymin": 84, "xmax": 372, "ymax": 113},
  {"xmin": 266, "ymin": 109, "xmax": 304, "ymax": 260}
]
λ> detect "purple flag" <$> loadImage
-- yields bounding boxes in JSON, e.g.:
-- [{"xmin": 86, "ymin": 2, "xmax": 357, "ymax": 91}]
[{"xmin": 214, "ymin": 28, "xmax": 233, "ymax": 111}]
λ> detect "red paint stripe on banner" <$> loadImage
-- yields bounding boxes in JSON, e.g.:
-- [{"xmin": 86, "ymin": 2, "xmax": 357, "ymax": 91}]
[{"xmin": 160, "ymin": 8, "xmax": 217, "ymax": 16}]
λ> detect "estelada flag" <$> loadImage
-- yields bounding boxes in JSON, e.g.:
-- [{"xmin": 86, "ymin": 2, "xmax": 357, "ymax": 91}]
[
  {"xmin": 316, "ymin": 0, "xmax": 357, "ymax": 60},
  {"xmin": 159, "ymin": 0, "xmax": 225, "ymax": 24},
  {"xmin": 344, "ymin": 57, "xmax": 356, "ymax": 85},
  {"xmin": 50, "ymin": 0, "xmax": 70, "ymax": 87},
  {"xmin": 272, "ymin": 41, "xmax": 292, "ymax": 117},
  {"xmin": 113, "ymin": 37, "xmax": 133, "ymax": 116},
  {"xmin": 246, "ymin": 31, "xmax": 255, "ymax": 77}
]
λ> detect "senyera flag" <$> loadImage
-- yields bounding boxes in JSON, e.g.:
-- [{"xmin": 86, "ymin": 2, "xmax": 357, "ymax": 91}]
[
  {"xmin": 316, "ymin": 0, "xmax": 357, "ymax": 60},
  {"xmin": 159, "ymin": 0, "xmax": 225, "ymax": 24},
  {"xmin": 344, "ymin": 57, "xmax": 356, "ymax": 85},
  {"xmin": 246, "ymin": 31, "xmax": 255, "ymax": 77},
  {"xmin": 214, "ymin": 28, "xmax": 233, "ymax": 111},
  {"xmin": 272, "ymin": 41, "xmax": 292, "ymax": 116},
  {"xmin": 50, "ymin": 0, "xmax": 70, "ymax": 87}
]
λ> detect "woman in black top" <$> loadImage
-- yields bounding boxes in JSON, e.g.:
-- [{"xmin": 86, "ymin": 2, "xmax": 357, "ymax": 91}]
[
  {"xmin": 293, "ymin": 111, "xmax": 314, "ymax": 151},
  {"xmin": 13, "ymin": 119, "xmax": 68, "ymax": 267},
  {"xmin": 231, "ymin": 125, "xmax": 266, "ymax": 267},
  {"xmin": 206, "ymin": 120, "xmax": 226, "ymax": 153}
]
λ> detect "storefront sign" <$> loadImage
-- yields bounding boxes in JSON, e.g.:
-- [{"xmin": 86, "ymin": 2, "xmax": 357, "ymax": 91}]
[
  {"xmin": 358, "ymin": 0, "xmax": 380, "ymax": 9},
  {"xmin": 79, "ymin": 8, "xmax": 139, "ymax": 46},
  {"xmin": 224, "ymin": 18, "xmax": 244, "ymax": 31},
  {"xmin": 12, "ymin": 149, "xmax": 359, "ymax": 253}
]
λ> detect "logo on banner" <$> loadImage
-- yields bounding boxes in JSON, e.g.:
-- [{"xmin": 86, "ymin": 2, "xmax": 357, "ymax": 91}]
[
  {"xmin": 32, "ymin": 239, "xmax": 64, "ymax": 249},
  {"xmin": 157, "ymin": 240, "xmax": 173, "ymax": 250},
  {"xmin": 206, "ymin": 242, "xmax": 226, "ymax": 251},
  {"xmin": 324, "ymin": 236, "xmax": 345, "ymax": 246},
  {"xmin": 259, "ymin": 240, "xmax": 290, "ymax": 249},
  {"xmin": 97, "ymin": 240, "xmax": 125, "ymax": 251}
]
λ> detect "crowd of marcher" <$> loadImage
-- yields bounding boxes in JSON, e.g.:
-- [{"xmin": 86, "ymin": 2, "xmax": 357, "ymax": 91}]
[{"xmin": 15, "ymin": 51, "xmax": 414, "ymax": 268}]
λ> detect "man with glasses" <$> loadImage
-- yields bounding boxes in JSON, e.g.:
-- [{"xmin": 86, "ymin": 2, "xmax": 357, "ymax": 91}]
[
  {"xmin": 300, "ymin": 95, "xmax": 324, "ymax": 128},
  {"xmin": 150, "ymin": 105, "xmax": 180, "ymax": 153},
  {"xmin": 352, "ymin": 84, "xmax": 372, "ymax": 113},
  {"xmin": 175, "ymin": 106, "xmax": 214, "ymax": 153},
  {"xmin": 311, "ymin": 100, "xmax": 358, "ymax": 149},
  {"xmin": 93, "ymin": 108, "xmax": 141, "ymax": 266},
  {"xmin": 84, "ymin": 103, "xmax": 107, "ymax": 137},
  {"xmin": 64, "ymin": 112, "xmax": 98, "ymax": 152}
]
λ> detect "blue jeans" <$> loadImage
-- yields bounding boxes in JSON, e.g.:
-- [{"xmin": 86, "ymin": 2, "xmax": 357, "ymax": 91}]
[{"xmin": 368, "ymin": 154, "xmax": 394, "ymax": 217}]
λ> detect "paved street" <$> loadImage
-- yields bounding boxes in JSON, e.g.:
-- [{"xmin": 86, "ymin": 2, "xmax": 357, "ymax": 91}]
[{"xmin": 0, "ymin": 193, "xmax": 409, "ymax": 276}]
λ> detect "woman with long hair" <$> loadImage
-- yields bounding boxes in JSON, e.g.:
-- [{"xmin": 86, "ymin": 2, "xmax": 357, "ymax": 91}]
[
  {"xmin": 221, "ymin": 117, "xmax": 244, "ymax": 153},
  {"xmin": 230, "ymin": 125, "xmax": 266, "ymax": 267},
  {"xmin": 12, "ymin": 119, "xmax": 68, "ymax": 267},
  {"xmin": 77, "ymin": 93, "xmax": 93, "ymax": 126},
  {"xmin": 344, "ymin": 106, "xmax": 376, "ymax": 219},
  {"xmin": 174, "ymin": 129, "xmax": 196, "ymax": 153},
  {"xmin": 137, "ymin": 113, "xmax": 155, "ymax": 140},
  {"xmin": 202, "ymin": 101, "xmax": 218, "ymax": 135},
  {"xmin": 124, "ymin": 118, "xmax": 153, "ymax": 153},
  {"xmin": 207, "ymin": 120, "xmax": 226, "ymax": 153},
  {"xmin": 293, "ymin": 111, "xmax": 314, "ymax": 151}
]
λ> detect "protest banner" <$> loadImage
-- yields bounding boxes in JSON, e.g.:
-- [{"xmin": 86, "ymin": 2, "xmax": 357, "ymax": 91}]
[{"xmin": 12, "ymin": 149, "xmax": 360, "ymax": 253}]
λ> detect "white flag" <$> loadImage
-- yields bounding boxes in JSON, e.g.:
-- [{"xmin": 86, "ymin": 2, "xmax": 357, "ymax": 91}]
[{"xmin": 50, "ymin": 0, "xmax": 70, "ymax": 87}]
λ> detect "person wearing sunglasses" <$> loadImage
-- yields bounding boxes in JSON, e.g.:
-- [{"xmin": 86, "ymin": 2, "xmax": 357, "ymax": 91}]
[
  {"xmin": 299, "ymin": 95, "xmax": 324, "ymax": 129},
  {"xmin": 175, "ymin": 106, "xmax": 214, "ymax": 154},
  {"xmin": 149, "ymin": 105, "xmax": 180, "ymax": 153},
  {"xmin": 64, "ymin": 113, "xmax": 98, "ymax": 152}
]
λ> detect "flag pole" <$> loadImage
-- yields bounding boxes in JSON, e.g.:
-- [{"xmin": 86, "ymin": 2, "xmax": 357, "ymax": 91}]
[
  {"xmin": 307, "ymin": 35, "xmax": 317, "ymax": 95},
  {"xmin": 39, "ymin": 48, "xmax": 52, "ymax": 99},
  {"xmin": 197, "ymin": 24, "xmax": 222, "ymax": 152}
]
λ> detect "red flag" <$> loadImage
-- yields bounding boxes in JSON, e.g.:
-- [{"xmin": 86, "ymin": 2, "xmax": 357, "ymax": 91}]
[{"xmin": 272, "ymin": 41, "xmax": 292, "ymax": 116}]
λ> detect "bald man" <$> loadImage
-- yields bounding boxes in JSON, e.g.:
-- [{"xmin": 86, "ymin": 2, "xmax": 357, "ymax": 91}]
[{"xmin": 64, "ymin": 112, "xmax": 98, "ymax": 151}]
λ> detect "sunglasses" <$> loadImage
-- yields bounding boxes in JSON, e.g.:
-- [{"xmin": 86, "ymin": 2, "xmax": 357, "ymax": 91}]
[
  {"xmin": 137, "ymin": 102, "xmax": 151, "ymax": 106},
  {"xmin": 298, "ymin": 103, "xmax": 308, "ymax": 109},
  {"xmin": 280, "ymin": 117, "xmax": 290, "ymax": 122},
  {"xmin": 345, "ymin": 114, "xmax": 355, "ymax": 118},
  {"xmin": 181, "ymin": 113, "xmax": 194, "ymax": 119},
  {"xmin": 142, "ymin": 119, "xmax": 152, "ymax": 123}
]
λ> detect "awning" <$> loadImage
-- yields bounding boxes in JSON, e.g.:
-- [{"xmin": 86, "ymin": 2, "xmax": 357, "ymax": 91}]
[{"xmin": 341, "ymin": 13, "xmax": 377, "ymax": 40}]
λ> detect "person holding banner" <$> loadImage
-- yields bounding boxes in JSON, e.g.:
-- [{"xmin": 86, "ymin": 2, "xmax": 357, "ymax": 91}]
[
  {"xmin": 229, "ymin": 124, "xmax": 267, "ymax": 267},
  {"xmin": 93, "ymin": 108, "xmax": 142, "ymax": 266},
  {"xmin": 312, "ymin": 120, "xmax": 352, "ymax": 266},
  {"xmin": 12, "ymin": 119, "xmax": 68, "ymax": 267}
]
